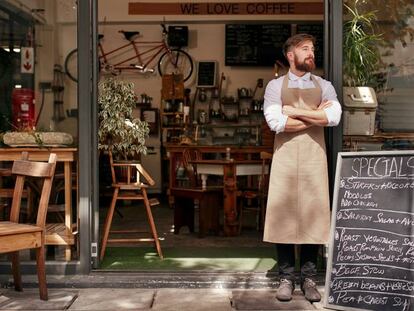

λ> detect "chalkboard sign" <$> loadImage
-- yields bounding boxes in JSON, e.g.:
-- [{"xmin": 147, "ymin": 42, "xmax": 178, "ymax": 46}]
[
  {"xmin": 225, "ymin": 24, "xmax": 291, "ymax": 67},
  {"xmin": 325, "ymin": 151, "xmax": 414, "ymax": 311},
  {"xmin": 196, "ymin": 61, "xmax": 217, "ymax": 87},
  {"xmin": 296, "ymin": 23, "xmax": 324, "ymax": 68}
]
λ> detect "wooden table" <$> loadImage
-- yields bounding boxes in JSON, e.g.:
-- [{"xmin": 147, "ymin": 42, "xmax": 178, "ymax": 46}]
[
  {"xmin": 0, "ymin": 147, "xmax": 77, "ymax": 260},
  {"xmin": 191, "ymin": 159, "xmax": 268, "ymax": 236}
]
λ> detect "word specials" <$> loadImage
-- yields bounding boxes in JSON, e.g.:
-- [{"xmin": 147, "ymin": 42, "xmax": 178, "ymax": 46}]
[{"xmin": 351, "ymin": 156, "xmax": 414, "ymax": 178}]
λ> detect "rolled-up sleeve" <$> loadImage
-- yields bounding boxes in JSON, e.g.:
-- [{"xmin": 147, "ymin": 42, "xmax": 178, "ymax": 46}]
[
  {"xmin": 321, "ymin": 80, "xmax": 342, "ymax": 127},
  {"xmin": 263, "ymin": 78, "xmax": 287, "ymax": 133}
]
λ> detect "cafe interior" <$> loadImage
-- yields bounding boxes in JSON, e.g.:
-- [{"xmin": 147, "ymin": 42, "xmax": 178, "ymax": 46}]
[{"xmin": 0, "ymin": 0, "xmax": 414, "ymax": 275}]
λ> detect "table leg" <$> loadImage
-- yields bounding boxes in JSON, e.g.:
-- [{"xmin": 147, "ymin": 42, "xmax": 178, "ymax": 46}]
[
  {"xmin": 201, "ymin": 174, "xmax": 207, "ymax": 190},
  {"xmin": 64, "ymin": 162, "xmax": 72, "ymax": 261},
  {"xmin": 223, "ymin": 163, "xmax": 239, "ymax": 236}
]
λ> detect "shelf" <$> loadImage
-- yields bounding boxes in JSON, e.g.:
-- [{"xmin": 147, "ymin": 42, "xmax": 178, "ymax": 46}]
[
  {"xmin": 135, "ymin": 103, "xmax": 152, "ymax": 107},
  {"xmin": 203, "ymin": 123, "xmax": 260, "ymax": 128},
  {"xmin": 162, "ymin": 112, "xmax": 184, "ymax": 115},
  {"xmin": 162, "ymin": 126, "xmax": 183, "ymax": 129}
]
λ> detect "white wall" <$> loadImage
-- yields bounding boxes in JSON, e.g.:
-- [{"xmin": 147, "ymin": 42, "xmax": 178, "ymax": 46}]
[{"xmin": 94, "ymin": 22, "xmax": 277, "ymax": 104}]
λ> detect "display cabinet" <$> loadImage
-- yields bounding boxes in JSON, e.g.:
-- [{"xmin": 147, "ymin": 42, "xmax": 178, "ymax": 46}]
[{"xmin": 160, "ymin": 74, "xmax": 189, "ymax": 143}]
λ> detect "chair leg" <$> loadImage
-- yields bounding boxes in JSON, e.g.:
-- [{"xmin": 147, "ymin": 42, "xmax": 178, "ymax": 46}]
[
  {"xmin": 10, "ymin": 251, "xmax": 22, "ymax": 292},
  {"xmin": 142, "ymin": 189, "xmax": 163, "ymax": 259},
  {"xmin": 100, "ymin": 188, "xmax": 119, "ymax": 260},
  {"xmin": 35, "ymin": 245, "xmax": 48, "ymax": 300}
]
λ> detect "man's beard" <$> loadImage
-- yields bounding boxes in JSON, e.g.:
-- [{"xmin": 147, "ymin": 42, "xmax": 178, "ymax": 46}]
[{"xmin": 294, "ymin": 55, "xmax": 315, "ymax": 72}]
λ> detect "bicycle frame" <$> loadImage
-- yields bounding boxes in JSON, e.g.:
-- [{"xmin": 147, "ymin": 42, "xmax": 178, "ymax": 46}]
[
  {"xmin": 98, "ymin": 37, "xmax": 172, "ymax": 71},
  {"xmin": 64, "ymin": 25, "xmax": 193, "ymax": 82}
]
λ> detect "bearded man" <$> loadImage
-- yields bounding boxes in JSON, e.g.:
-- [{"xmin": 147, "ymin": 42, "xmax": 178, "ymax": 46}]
[{"xmin": 263, "ymin": 33, "xmax": 342, "ymax": 303}]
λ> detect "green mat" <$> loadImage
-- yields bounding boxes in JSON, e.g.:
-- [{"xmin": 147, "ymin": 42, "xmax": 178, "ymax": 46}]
[{"xmin": 100, "ymin": 247, "xmax": 277, "ymax": 271}]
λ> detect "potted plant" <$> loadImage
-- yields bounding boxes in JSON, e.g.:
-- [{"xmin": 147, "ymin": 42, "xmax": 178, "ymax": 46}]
[
  {"xmin": 98, "ymin": 77, "xmax": 149, "ymax": 160},
  {"xmin": 343, "ymin": 1, "xmax": 383, "ymax": 88},
  {"xmin": 342, "ymin": 1, "xmax": 383, "ymax": 135}
]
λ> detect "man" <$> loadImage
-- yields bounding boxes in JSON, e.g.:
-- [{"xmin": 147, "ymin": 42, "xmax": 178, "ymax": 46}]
[{"xmin": 263, "ymin": 33, "xmax": 342, "ymax": 303}]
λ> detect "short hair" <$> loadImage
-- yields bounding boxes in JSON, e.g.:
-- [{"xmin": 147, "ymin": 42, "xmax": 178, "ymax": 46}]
[{"xmin": 283, "ymin": 33, "xmax": 316, "ymax": 57}]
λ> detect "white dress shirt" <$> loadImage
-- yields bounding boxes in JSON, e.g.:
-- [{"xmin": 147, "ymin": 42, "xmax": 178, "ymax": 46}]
[{"xmin": 264, "ymin": 71, "xmax": 342, "ymax": 134}]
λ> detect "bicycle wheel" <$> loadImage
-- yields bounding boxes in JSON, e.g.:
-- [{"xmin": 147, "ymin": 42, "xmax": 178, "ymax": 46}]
[
  {"xmin": 158, "ymin": 49, "xmax": 193, "ymax": 82},
  {"xmin": 64, "ymin": 48, "xmax": 78, "ymax": 82}
]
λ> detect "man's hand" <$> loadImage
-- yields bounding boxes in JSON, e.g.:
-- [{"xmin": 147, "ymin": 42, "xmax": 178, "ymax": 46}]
[
  {"xmin": 318, "ymin": 100, "xmax": 332, "ymax": 110},
  {"xmin": 282, "ymin": 105, "xmax": 299, "ymax": 118}
]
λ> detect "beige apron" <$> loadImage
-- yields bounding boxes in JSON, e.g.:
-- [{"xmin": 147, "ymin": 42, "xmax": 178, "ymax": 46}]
[{"xmin": 263, "ymin": 74, "xmax": 330, "ymax": 244}]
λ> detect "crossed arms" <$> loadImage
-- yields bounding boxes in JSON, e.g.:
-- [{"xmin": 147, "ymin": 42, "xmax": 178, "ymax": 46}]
[{"xmin": 283, "ymin": 101, "xmax": 331, "ymax": 132}]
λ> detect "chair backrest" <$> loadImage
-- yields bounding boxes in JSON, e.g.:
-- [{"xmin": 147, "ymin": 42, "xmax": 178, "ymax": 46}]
[
  {"xmin": 10, "ymin": 152, "xmax": 57, "ymax": 228},
  {"xmin": 182, "ymin": 148, "xmax": 202, "ymax": 187},
  {"xmin": 108, "ymin": 151, "xmax": 155, "ymax": 187}
]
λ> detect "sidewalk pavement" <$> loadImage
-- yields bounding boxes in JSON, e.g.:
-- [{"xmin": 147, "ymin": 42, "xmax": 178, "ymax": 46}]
[
  {"xmin": 0, "ymin": 273, "xmax": 330, "ymax": 311},
  {"xmin": 0, "ymin": 287, "xmax": 329, "ymax": 310}
]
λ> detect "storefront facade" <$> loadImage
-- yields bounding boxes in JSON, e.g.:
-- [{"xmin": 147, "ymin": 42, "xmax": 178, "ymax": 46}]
[{"xmin": 1, "ymin": 0, "xmax": 412, "ymax": 275}]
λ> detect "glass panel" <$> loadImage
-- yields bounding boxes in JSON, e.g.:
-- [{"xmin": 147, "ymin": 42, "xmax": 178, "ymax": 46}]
[
  {"xmin": 0, "ymin": 0, "xmax": 79, "ymax": 261},
  {"xmin": 343, "ymin": 1, "xmax": 414, "ymax": 151}
]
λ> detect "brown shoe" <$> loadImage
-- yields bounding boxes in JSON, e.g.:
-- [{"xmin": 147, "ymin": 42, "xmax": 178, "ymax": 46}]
[
  {"xmin": 301, "ymin": 278, "xmax": 321, "ymax": 302},
  {"xmin": 276, "ymin": 278, "xmax": 294, "ymax": 301}
]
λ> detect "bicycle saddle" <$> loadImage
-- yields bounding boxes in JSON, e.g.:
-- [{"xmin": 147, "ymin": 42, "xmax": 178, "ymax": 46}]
[
  {"xmin": 120, "ymin": 31, "xmax": 140, "ymax": 41},
  {"xmin": 98, "ymin": 34, "xmax": 104, "ymax": 40}
]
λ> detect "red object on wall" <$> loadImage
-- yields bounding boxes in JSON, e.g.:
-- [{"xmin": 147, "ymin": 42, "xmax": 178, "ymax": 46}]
[{"xmin": 12, "ymin": 88, "xmax": 35, "ymax": 130}]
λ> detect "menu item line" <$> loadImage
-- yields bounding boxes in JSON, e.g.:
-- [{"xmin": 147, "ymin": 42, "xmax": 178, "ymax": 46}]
[
  {"xmin": 333, "ymin": 276, "xmax": 414, "ymax": 283},
  {"xmin": 331, "ymin": 290, "xmax": 414, "ymax": 299},
  {"xmin": 343, "ymin": 177, "xmax": 414, "ymax": 180},
  {"xmin": 340, "ymin": 208, "xmax": 414, "ymax": 216},
  {"xmin": 336, "ymin": 227, "xmax": 414, "ymax": 238},
  {"xmin": 334, "ymin": 262, "xmax": 414, "ymax": 271}
]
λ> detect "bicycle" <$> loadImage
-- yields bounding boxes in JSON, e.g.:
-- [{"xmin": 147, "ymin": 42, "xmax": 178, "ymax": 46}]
[{"xmin": 64, "ymin": 24, "xmax": 194, "ymax": 82}]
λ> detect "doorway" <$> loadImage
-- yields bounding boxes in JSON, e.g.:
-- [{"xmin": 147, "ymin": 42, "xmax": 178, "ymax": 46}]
[{"xmin": 89, "ymin": 0, "xmax": 341, "ymax": 273}]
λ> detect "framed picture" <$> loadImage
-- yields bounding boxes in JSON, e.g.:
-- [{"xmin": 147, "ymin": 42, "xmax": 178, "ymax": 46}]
[{"xmin": 141, "ymin": 108, "xmax": 159, "ymax": 135}]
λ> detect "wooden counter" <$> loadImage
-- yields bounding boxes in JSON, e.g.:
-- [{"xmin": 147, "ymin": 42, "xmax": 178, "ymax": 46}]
[
  {"xmin": 164, "ymin": 144, "xmax": 272, "ymax": 236},
  {"xmin": 164, "ymin": 144, "xmax": 273, "ymax": 156},
  {"xmin": 343, "ymin": 132, "xmax": 414, "ymax": 151}
]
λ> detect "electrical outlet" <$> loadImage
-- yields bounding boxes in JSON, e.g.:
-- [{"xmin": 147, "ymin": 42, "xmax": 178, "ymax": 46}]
[{"xmin": 39, "ymin": 81, "xmax": 52, "ymax": 90}]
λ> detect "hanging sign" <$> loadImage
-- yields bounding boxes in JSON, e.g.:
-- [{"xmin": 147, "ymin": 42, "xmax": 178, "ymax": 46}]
[
  {"xmin": 21, "ymin": 47, "xmax": 34, "ymax": 74},
  {"xmin": 129, "ymin": 2, "xmax": 323, "ymax": 15}
]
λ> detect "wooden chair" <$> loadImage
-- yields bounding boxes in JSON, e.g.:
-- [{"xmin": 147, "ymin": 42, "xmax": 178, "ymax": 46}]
[
  {"xmin": 0, "ymin": 152, "xmax": 57, "ymax": 301},
  {"xmin": 172, "ymin": 148, "xmax": 223, "ymax": 238},
  {"xmin": 238, "ymin": 151, "xmax": 272, "ymax": 232},
  {"xmin": 0, "ymin": 167, "xmax": 31, "ymax": 221},
  {"xmin": 182, "ymin": 148, "xmax": 202, "ymax": 187},
  {"xmin": 100, "ymin": 151, "xmax": 163, "ymax": 260}
]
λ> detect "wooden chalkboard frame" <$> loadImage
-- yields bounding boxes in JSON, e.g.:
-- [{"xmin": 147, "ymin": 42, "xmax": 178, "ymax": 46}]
[
  {"xmin": 324, "ymin": 150, "xmax": 414, "ymax": 311},
  {"xmin": 196, "ymin": 61, "xmax": 217, "ymax": 88}
]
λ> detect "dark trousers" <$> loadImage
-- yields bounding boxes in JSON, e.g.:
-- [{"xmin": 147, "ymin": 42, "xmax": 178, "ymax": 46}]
[{"xmin": 276, "ymin": 244, "xmax": 319, "ymax": 284}]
